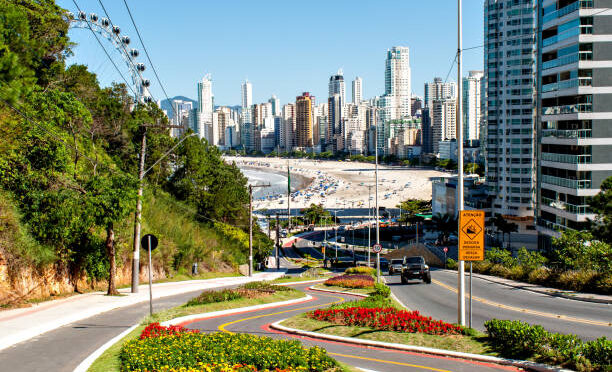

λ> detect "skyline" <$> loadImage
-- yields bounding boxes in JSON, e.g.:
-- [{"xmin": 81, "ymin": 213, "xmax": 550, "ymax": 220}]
[{"xmin": 59, "ymin": 0, "xmax": 484, "ymax": 106}]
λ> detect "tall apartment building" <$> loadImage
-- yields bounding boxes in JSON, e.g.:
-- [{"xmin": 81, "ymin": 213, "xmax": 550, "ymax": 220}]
[
  {"xmin": 463, "ymin": 70, "xmax": 484, "ymax": 141},
  {"xmin": 282, "ymin": 103, "xmax": 296, "ymax": 152},
  {"xmin": 352, "ymin": 77, "xmax": 363, "ymax": 104},
  {"xmin": 328, "ymin": 94, "xmax": 343, "ymax": 152},
  {"xmin": 537, "ymin": 0, "xmax": 612, "ymax": 241},
  {"xmin": 296, "ymin": 92, "xmax": 314, "ymax": 148},
  {"xmin": 424, "ymin": 78, "xmax": 456, "ymax": 109},
  {"xmin": 383, "ymin": 46, "xmax": 412, "ymax": 120},
  {"xmin": 197, "ymin": 75, "xmax": 213, "ymax": 141},
  {"xmin": 171, "ymin": 99, "xmax": 193, "ymax": 138},
  {"xmin": 241, "ymin": 80, "xmax": 252, "ymax": 109},
  {"xmin": 269, "ymin": 95, "xmax": 280, "ymax": 116},
  {"xmin": 432, "ymin": 99, "xmax": 457, "ymax": 154},
  {"xmin": 484, "ymin": 0, "xmax": 538, "ymax": 233},
  {"xmin": 329, "ymin": 70, "xmax": 346, "ymax": 104}
]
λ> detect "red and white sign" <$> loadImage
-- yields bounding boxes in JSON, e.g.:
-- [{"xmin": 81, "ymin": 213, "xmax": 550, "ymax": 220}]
[
  {"xmin": 443, "ymin": 247, "xmax": 448, "ymax": 253},
  {"xmin": 372, "ymin": 244, "xmax": 382, "ymax": 253}
]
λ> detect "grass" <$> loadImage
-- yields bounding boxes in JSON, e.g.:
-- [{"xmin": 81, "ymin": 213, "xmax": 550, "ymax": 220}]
[
  {"xmin": 271, "ymin": 276, "xmax": 328, "ymax": 284},
  {"xmin": 313, "ymin": 283, "xmax": 374, "ymax": 296},
  {"xmin": 280, "ymin": 313, "xmax": 497, "ymax": 356},
  {"xmin": 88, "ymin": 289, "xmax": 306, "ymax": 372}
]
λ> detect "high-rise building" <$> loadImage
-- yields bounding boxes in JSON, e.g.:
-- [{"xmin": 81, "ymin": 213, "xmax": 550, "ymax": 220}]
[
  {"xmin": 384, "ymin": 46, "xmax": 412, "ymax": 120},
  {"xmin": 537, "ymin": 0, "xmax": 612, "ymax": 242},
  {"xmin": 484, "ymin": 0, "xmax": 538, "ymax": 232},
  {"xmin": 329, "ymin": 69, "xmax": 346, "ymax": 104},
  {"xmin": 463, "ymin": 71, "xmax": 484, "ymax": 141},
  {"xmin": 282, "ymin": 103, "xmax": 296, "ymax": 152},
  {"xmin": 424, "ymin": 78, "xmax": 456, "ymax": 109},
  {"xmin": 241, "ymin": 80, "xmax": 252, "ymax": 109},
  {"xmin": 432, "ymin": 98, "xmax": 456, "ymax": 154},
  {"xmin": 352, "ymin": 77, "xmax": 363, "ymax": 104},
  {"xmin": 328, "ymin": 94, "xmax": 343, "ymax": 152},
  {"xmin": 171, "ymin": 99, "xmax": 193, "ymax": 138},
  {"xmin": 269, "ymin": 95, "xmax": 280, "ymax": 116},
  {"xmin": 197, "ymin": 74, "xmax": 213, "ymax": 141},
  {"xmin": 411, "ymin": 96, "xmax": 423, "ymax": 118},
  {"xmin": 295, "ymin": 92, "xmax": 315, "ymax": 149}
]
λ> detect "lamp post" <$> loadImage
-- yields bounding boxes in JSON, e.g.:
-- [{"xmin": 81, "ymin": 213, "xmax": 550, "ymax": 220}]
[
  {"xmin": 375, "ymin": 124, "xmax": 380, "ymax": 283},
  {"xmin": 457, "ymin": 0, "xmax": 466, "ymax": 326}
]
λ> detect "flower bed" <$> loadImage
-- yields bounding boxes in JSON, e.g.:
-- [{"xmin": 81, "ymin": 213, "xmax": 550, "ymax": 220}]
[
  {"xmin": 120, "ymin": 323, "xmax": 338, "ymax": 372},
  {"xmin": 324, "ymin": 274, "xmax": 374, "ymax": 288},
  {"xmin": 185, "ymin": 282, "xmax": 293, "ymax": 307},
  {"xmin": 309, "ymin": 307, "xmax": 463, "ymax": 335}
]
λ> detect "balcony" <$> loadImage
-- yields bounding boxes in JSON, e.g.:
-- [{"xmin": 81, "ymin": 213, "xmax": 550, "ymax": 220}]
[
  {"xmin": 542, "ymin": 77, "xmax": 592, "ymax": 93},
  {"xmin": 541, "ymin": 174, "xmax": 592, "ymax": 189},
  {"xmin": 543, "ymin": 0, "xmax": 593, "ymax": 24},
  {"xmin": 541, "ymin": 128, "xmax": 592, "ymax": 139},
  {"xmin": 541, "ymin": 197, "xmax": 592, "ymax": 214},
  {"xmin": 542, "ymin": 54, "xmax": 578, "ymax": 70},
  {"xmin": 538, "ymin": 218, "xmax": 568, "ymax": 232},
  {"xmin": 541, "ymin": 152, "xmax": 592, "ymax": 164},
  {"xmin": 542, "ymin": 103, "xmax": 592, "ymax": 115},
  {"xmin": 543, "ymin": 27, "xmax": 580, "ymax": 47}
]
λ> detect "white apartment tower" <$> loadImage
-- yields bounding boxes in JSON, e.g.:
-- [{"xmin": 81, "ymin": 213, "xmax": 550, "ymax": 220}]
[
  {"xmin": 241, "ymin": 80, "xmax": 252, "ymax": 109},
  {"xmin": 352, "ymin": 77, "xmax": 363, "ymax": 104},
  {"xmin": 197, "ymin": 74, "xmax": 213, "ymax": 141},
  {"xmin": 384, "ymin": 46, "xmax": 412, "ymax": 120},
  {"xmin": 463, "ymin": 71, "xmax": 484, "ymax": 141}
]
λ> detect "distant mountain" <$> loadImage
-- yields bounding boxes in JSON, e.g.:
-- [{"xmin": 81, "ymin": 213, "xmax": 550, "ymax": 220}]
[{"xmin": 160, "ymin": 96, "xmax": 197, "ymax": 116}]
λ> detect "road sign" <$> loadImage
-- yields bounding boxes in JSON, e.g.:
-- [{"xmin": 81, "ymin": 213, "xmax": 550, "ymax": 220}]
[
  {"xmin": 458, "ymin": 210, "xmax": 485, "ymax": 261},
  {"xmin": 141, "ymin": 234, "xmax": 158, "ymax": 251},
  {"xmin": 443, "ymin": 247, "xmax": 448, "ymax": 253},
  {"xmin": 372, "ymin": 243, "xmax": 382, "ymax": 253}
]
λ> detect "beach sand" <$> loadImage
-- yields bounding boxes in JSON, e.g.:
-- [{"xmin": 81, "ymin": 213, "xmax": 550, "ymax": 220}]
[{"xmin": 224, "ymin": 156, "xmax": 450, "ymax": 210}]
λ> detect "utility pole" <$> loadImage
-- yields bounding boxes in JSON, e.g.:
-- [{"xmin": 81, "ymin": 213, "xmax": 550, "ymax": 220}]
[
  {"xmin": 457, "ymin": 0, "xmax": 466, "ymax": 326},
  {"xmin": 275, "ymin": 214, "xmax": 280, "ymax": 270},
  {"xmin": 287, "ymin": 158, "xmax": 291, "ymax": 231},
  {"xmin": 375, "ymin": 124, "xmax": 380, "ymax": 283},
  {"xmin": 131, "ymin": 129, "xmax": 147, "ymax": 293},
  {"xmin": 131, "ymin": 128, "xmax": 192, "ymax": 293},
  {"xmin": 249, "ymin": 184, "xmax": 270, "ymax": 277},
  {"xmin": 368, "ymin": 185, "xmax": 373, "ymax": 267}
]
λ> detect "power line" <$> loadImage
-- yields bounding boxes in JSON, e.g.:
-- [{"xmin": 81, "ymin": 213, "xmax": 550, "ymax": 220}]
[
  {"xmin": 122, "ymin": 0, "xmax": 176, "ymax": 118},
  {"xmin": 444, "ymin": 52, "xmax": 458, "ymax": 83},
  {"xmin": 71, "ymin": 0, "xmax": 138, "ymax": 97}
]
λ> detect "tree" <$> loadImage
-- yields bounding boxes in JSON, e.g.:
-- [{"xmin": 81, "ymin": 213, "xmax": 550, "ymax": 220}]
[
  {"xmin": 551, "ymin": 230, "xmax": 611, "ymax": 272},
  {"xmin": 590, "ymin": 176, "xmax": 612, "ymax": 244},
  {"xmin": 85, "ymin": 173, "xmax": 137, "ymax": 295},
  {"xmin": 301, "ymin": 203, "xmax": 330, "ymax": 225},
  {"xmin": 397, "ymin": 199, "xmax": 431, "ymax": 226},
  {"xmin": 432, "ymin": 213, "xmax": 457, "ymax": 245},
  {"xmin": 490, "ymin": 213, "xmax": 519, "ymax": 250}
]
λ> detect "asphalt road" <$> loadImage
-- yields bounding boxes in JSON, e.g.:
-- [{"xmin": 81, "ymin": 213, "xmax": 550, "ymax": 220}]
[
  {"xmin": 386, "ymin": 269, "xmax": 612, "ymax": 340},
  {"xmin": 186, "ymin": 284, "xmax": 520, "ymax": 372},
  {"xmin": 0, "ymin": 287, "xmax": 230, "ymax": 372}
]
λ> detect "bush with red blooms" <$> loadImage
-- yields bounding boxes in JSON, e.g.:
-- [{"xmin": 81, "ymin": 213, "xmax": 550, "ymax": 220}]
[
  {"xmin": 308, "ymin": 307, "xmax": 463, "ymax": 335},
  {"xmin": 139, "ymin": 322, "xmax": 200, "ymax": 339},
  {"xmin": 323, "ymin": 274, "xmax": 375, "ymax": 288}
]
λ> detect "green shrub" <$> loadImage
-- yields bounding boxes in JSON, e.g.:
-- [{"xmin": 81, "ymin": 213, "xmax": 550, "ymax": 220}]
[
  {"xmin": 446, "ymin": 258, "xmax": 458, "ymax": 270},
  {"xmin": 485, "ymin": 319, "xmax": 612, "ymax": 371},
  {"xmin": 472, "ymin": 260, "xmax": 493, "ymax": 273},
  {"xmin": 330, "ymin": 295, "xmax": 395, "ymax": 310},
  {"xmin": 508, "ymin": 265, "xmax": 526, "ymax": 281},
  {"xmin": 517, "ymin": 247, "xmax": 548, "ymax": 271},
  {"xmin": 120, "ymin": 330, "xmax": 337, "ymax": 371},
  {"xmin": 240, "ymin": 281, "xmax": 291, "ymax": 292},
  {"xmin": 485, "ymin": 247, "xmax": 517, "ymax": 267},
  {"xmin": 594, "ymin": 274, "xmax": 612, "ymax": 295},
  {"xmin": 489, "ymin": 264, "xmax": 512, "ymax": 278},
  {"xmin": 345, "ymin": 266, "xmax": 376, "ymax": 276},
  {"xmin": 372, "ymin": 283, "xmax": 391, "ymax": 298},
  {"xmin": 557, "ymin": 270, "xmax": 598, "ymax": 292},
  {"xmin": 185, "ymin": 289, "xmax": 243, "ymax": 306},
  {"xmin": 527, "ymin": 266, "xmax": 552, "ymax": 284}
]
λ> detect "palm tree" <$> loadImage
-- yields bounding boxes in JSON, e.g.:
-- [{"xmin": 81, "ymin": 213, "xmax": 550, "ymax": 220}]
[{"xmin": 490, "ymin": 214, "xmax": 519, "ymax": 251}]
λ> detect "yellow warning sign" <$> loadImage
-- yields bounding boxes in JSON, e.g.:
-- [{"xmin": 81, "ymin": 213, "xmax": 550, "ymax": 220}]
[{"xmin": 459, "ymin": 210, "xmax": 485, "ymax": 261}]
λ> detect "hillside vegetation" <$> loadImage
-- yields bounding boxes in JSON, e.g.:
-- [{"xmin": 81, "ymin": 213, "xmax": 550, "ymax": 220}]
[{"xmin": 0, "ymin": 0, "xmax": 270, "ymax": 304}]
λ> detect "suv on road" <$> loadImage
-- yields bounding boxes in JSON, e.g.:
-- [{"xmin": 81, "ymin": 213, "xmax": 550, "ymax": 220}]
[
  {"xmin": 388, "ymin": 259, "xmax": 404, "ymax": 275},
  {"xmin": 400, "ymin": 256, "xmax": 431, "ymax": 284}
]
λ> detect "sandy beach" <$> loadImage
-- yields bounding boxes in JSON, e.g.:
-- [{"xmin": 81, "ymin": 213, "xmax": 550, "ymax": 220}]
[{"xmin": 225, "ymin": 156, "xmax": 449, "ymax": 210}]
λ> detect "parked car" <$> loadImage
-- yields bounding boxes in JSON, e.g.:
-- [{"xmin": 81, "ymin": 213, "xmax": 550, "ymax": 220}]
[
  {"xmin": 280, "ymin": 229, "xmax": 288, "ymax": 238},
  {"xmin": 388, "ymin": 259, "xmax": 404, "ymax": 275},
  {"xmin": 400, "ymin": 256, "xmax": 431, "ymax": 284}
]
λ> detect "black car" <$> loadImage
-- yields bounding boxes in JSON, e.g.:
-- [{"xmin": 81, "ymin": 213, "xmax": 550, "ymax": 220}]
[{"xmin": 400, "ymin": 256, "xmax": 431, "ymax": 284}]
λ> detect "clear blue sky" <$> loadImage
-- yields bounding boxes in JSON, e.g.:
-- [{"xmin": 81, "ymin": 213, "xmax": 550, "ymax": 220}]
[{"xmin": 60, "ymin": 0, "xmax": 484, "ymax": 106}]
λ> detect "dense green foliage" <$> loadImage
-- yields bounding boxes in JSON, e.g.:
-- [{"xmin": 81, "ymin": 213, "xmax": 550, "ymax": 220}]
[
  {"xmin": 240, "ymin": 281, "xmax": 291, "ymax": 292},
  {"xmin": 184, "ymin": 289, "xmax": 243, "ymax": 307},
  {"xmin": 485, "ymin": 319, "xmax": 611, "ymax": 371},
  {"xmin": 590, "ymin": 176, "xmax": 612, "ymax": 245},
  {"xmin": 0, "ymin": 1, "xmax": 271, "ymax": 295},
  {"xmin": 397, "ymin": 198, "xmax": 430, "ymax": 225}
]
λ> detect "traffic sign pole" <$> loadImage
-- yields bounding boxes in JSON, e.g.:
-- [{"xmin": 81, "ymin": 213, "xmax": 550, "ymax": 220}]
[
  {"xmin": 457, "ymin": 0, "xmax": 465, "ymax": 327},
  {"xmin": 147, "ymin": 235, "xmax": 153, "ymax": 316}
]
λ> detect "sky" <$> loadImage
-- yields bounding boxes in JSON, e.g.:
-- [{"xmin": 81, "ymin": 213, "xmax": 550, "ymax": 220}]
[{"xmin": 59, "ymin": 0, "xmax": 484, "ymax": 107}]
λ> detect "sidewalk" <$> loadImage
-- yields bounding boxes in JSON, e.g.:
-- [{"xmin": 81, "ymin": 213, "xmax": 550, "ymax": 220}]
[
  {"xmin": 440, "ymin": 269, "xmax": 612, "ymax": 304},
  {"xmin": 0, "ymin": 271, "xmax": 284, "ymax": 351}
]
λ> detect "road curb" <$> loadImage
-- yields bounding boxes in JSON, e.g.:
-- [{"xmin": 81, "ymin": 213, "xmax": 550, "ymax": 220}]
[
  {"xmin": 276, "ymin": 279, "xmax": 328, "ymax": 286},
  {"xmin": 438, "ymin": 269, "xmax": 612, "ymax": 304},
  {"xmin": 307, "ymin": 285, "xmax": 369, "ymax": 297},
  {"xmin": 270, "ymin": 320, "xmax": 573, "ymax": 372},
  {"xmin": 73, "ymin": 293, "xmax": 312, "ymax": 372}
]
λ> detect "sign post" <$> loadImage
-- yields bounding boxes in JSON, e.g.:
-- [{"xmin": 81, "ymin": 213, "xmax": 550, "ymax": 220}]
[
  {"xmin": 372, "ymin": 243, "xmax": 382, "ymax": 278},
  {"xmin": 458, "ymin": 210, "xmax": 485, "ymax": 329},
  {"xmin": 141, "ymin": 234, "xmax": 158, "ymax": 316},
  {"xmin": 443, "ymin": 247, "xmax": 448, "ymax": 269}
]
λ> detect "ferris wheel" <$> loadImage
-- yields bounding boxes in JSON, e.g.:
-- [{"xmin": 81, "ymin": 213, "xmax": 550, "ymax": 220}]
[{"xmin": 66, "ymin": 10, "xmax": 153, "ymax": 105}]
